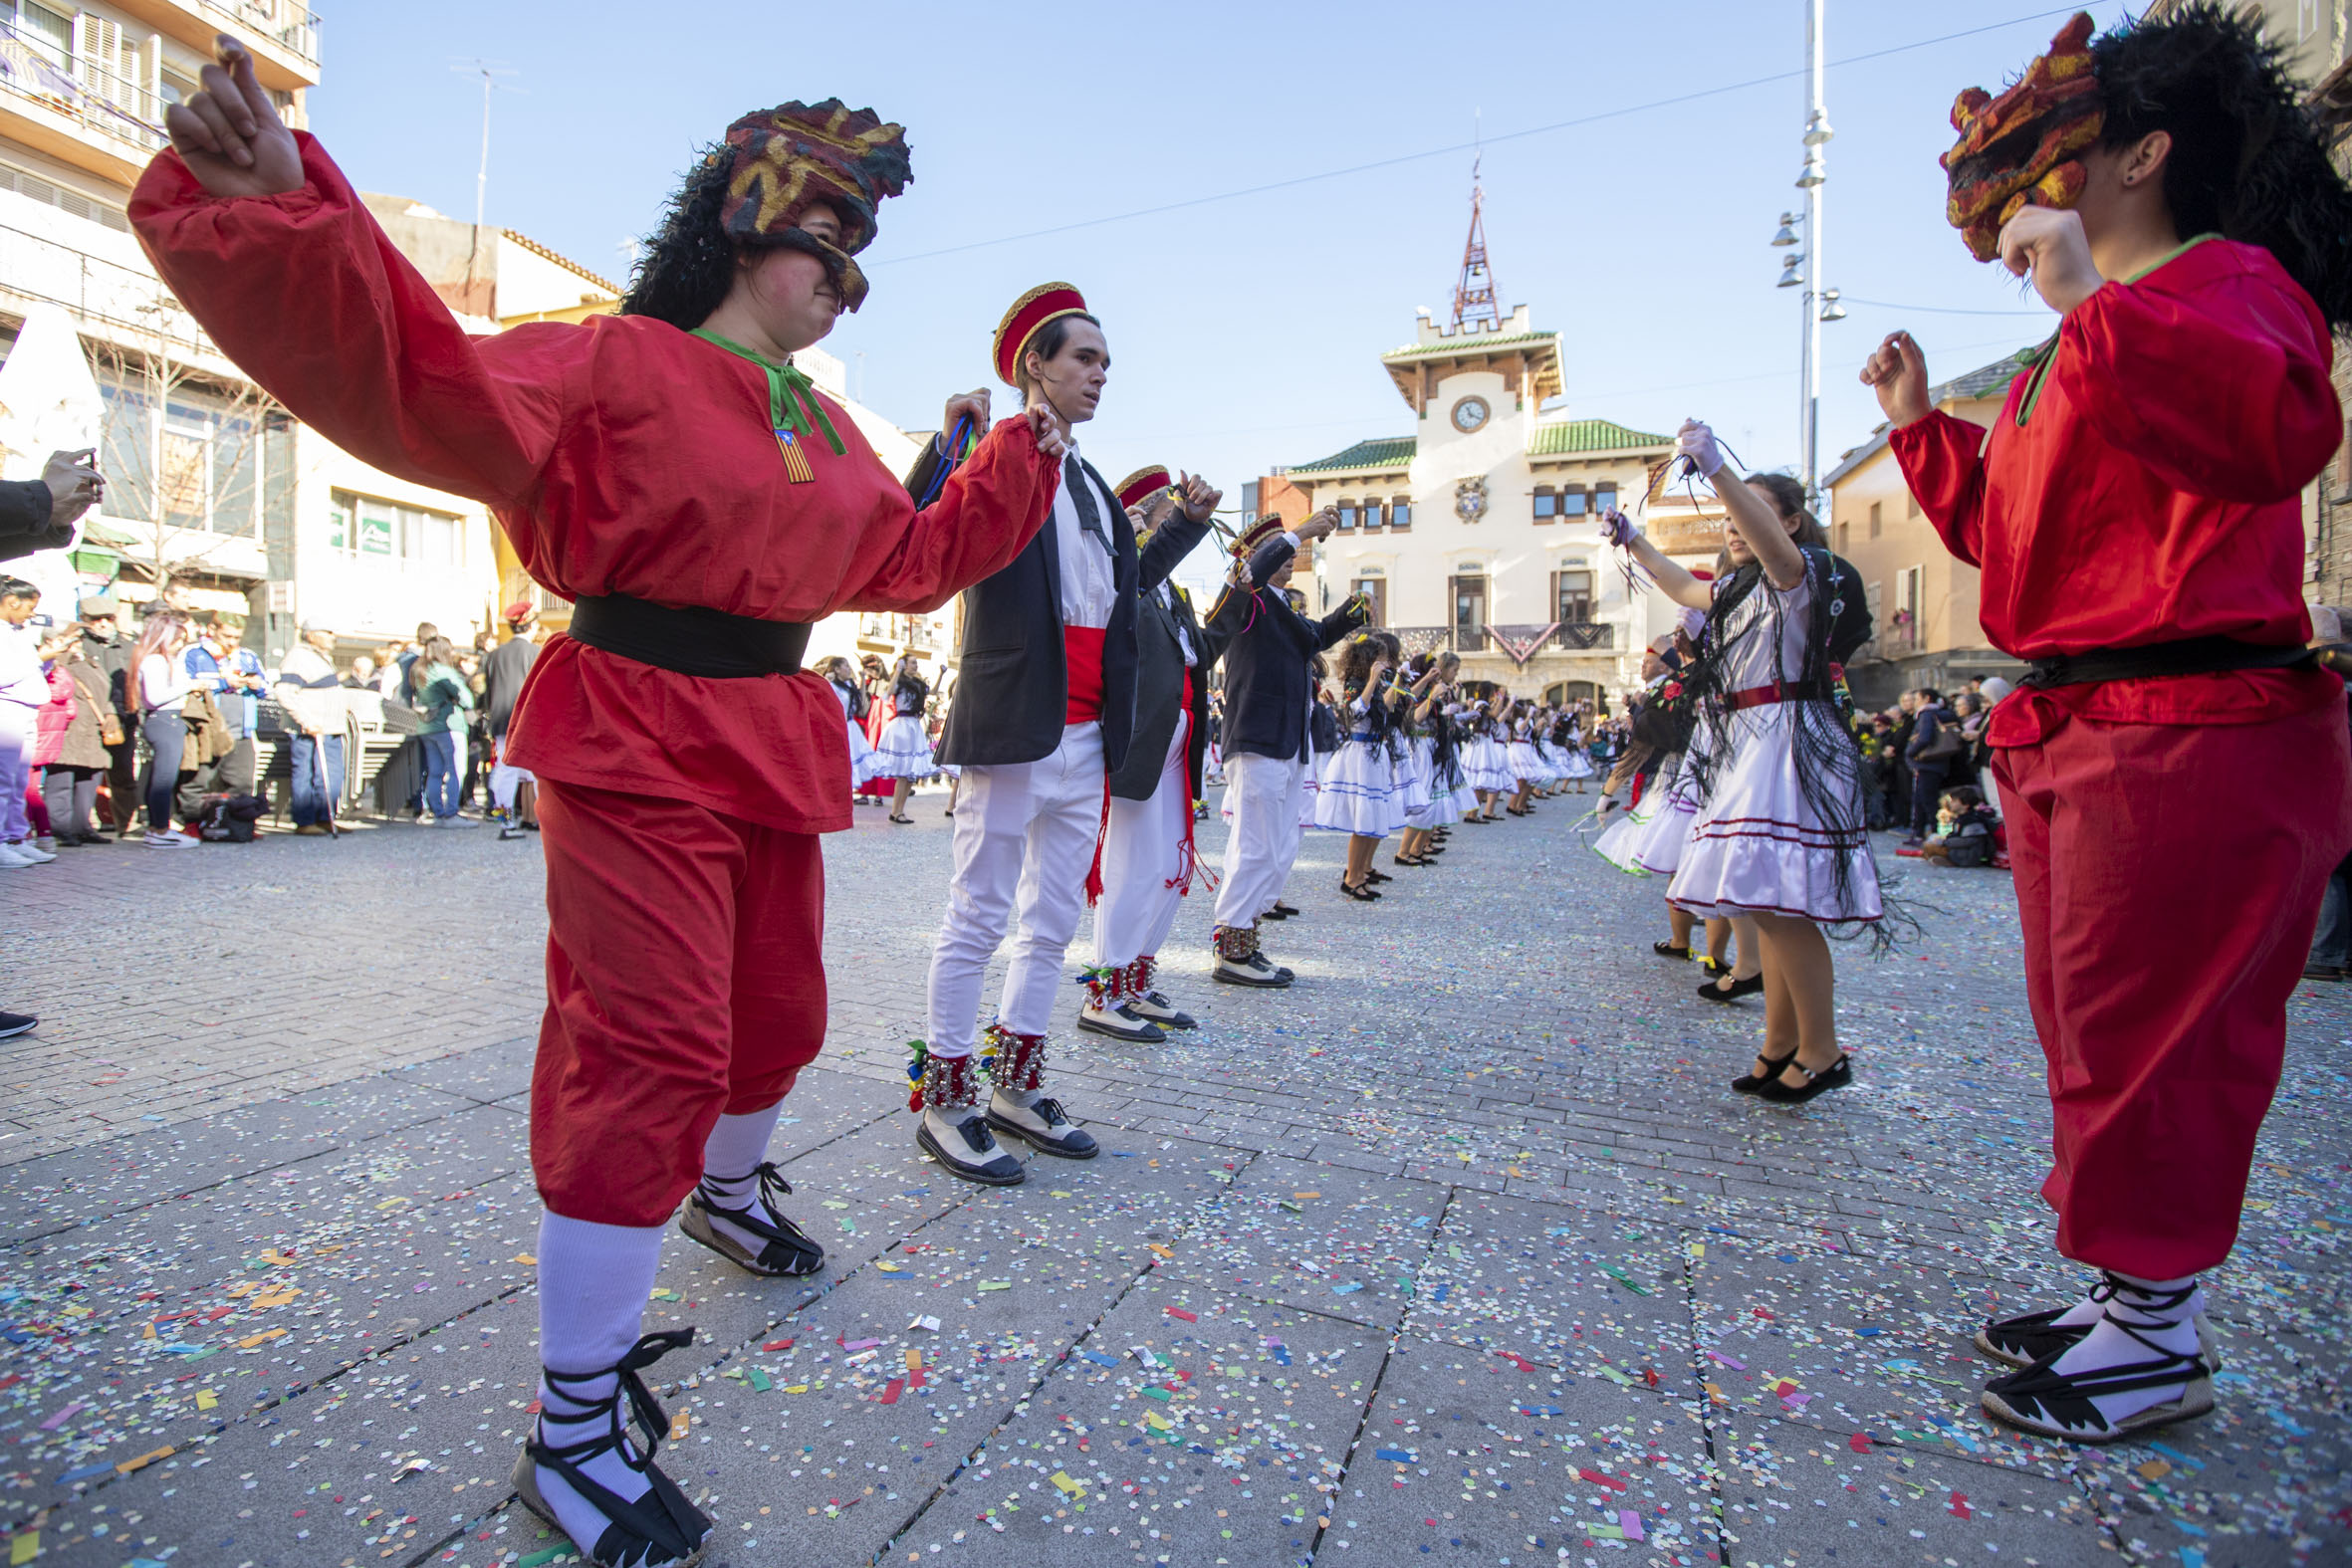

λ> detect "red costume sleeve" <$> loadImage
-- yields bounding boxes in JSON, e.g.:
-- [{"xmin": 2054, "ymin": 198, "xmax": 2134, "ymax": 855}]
[
  {"xmin": 1888, "ymin": 408, "xmax": 1994, "ymax": 567},
  {"xmin": 2052, "ymin": 256, "xmax": 2338, "ymax": 505},
  {"xmin": 831, "ymin": 416, "xmax": 1059, "ymax": 615},
  {"xmin": 127, "ymin": 135, "xmax": 576, "ymax": 511}
]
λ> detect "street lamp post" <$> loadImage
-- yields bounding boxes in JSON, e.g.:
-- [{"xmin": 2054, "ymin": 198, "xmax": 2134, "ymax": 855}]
[{"xmin": 1795, "ymin": 0, "xmax": 1831, "ymax": 503}]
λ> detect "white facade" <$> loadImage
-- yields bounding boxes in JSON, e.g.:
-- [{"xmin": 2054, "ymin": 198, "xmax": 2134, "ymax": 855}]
[{"xmin": 1275, "ymin": 305, "xmax": 1676, "ymax": 707}]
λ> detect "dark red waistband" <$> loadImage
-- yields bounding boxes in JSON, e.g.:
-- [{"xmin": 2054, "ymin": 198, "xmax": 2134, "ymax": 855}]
[
  {"xmin": 1726, "ymin": 680, "xmax": 1830, "ymax": 713},
  {"xmin": 1064, "ymin": 626, "xmax": 1106, "ymax": 724}
]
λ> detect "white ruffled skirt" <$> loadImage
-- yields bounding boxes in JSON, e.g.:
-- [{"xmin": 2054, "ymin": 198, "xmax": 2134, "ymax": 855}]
[
  {"xmin": 867, "ymin": 715, "xmax": 938, "ymax": 780},
  {"xmin": 1312, "ymin": 737, "xmax": 1399, "ymax": 836},
  {"xmin": 1464, "ymin": 736, "xmax": 1514, "ymax": 793},
  {"xmin": 1667, "ymin": 703, "xmax": 1882, "ymax": 925},
  {"xmin": 1404, "ymin": 738, "xmax": 1458, "ymax": 827},
  {"xmin": 1593, "ymin": 764, "xmax": 1702, "ymax": 876},
  {"xmin": 845, "ymin": 718, "xmax": 878, "ymax": 785},
  {"xmin": 1560, "ymin": 747, "xmax": 1594, "ymax": 781}
]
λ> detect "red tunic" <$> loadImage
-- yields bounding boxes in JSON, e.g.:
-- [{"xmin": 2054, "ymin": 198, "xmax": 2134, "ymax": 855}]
[
  {"xmin": 1889, "ymin": 236, "xmax": 2342, "ymax": 747},
  {"xmin": 127, "ymin": 135, "xmax": 1056, "ymax": 834}
]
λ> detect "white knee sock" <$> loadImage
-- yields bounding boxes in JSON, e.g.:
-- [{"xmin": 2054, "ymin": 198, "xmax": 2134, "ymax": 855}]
[
  {"xmin": 695, "ymin": 1104, "xmax": 786, "ymax": 1252},
  {"xmin": 534, "ymin": 1213, "xmax": 667, "ymax": 1544}
]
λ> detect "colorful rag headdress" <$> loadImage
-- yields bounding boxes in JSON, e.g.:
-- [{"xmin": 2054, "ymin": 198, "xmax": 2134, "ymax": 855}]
[
  {"xmin": 994, "ymin": 283, "xmax": 1091, "ymax": 387},
  {"xmin": 719, "ymin": 100, "xmax": 911, "ymax": 312},
  {"xmin": 1942, "ymin": 12, "xmax": 2104, "ymax": 262}
]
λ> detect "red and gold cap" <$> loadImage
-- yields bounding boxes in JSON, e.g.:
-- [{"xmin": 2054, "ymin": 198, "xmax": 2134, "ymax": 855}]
[
  {"xmin": 1114, "ymin": 466, "xmax": 1172, "ymax": 511},
  {"xmin": 1233, "ymin": 515, "xmax": 1290, "ymax": 559},
  {"xmin": 1942, "ymin": 13, "xmax": 2103, "ymax": 262},
  {"xmin": 994, "ymin": 282, "xmax": 1090, "ymax": 387}
]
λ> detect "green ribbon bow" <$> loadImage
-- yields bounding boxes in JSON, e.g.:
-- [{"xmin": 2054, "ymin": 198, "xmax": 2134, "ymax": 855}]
[{"xmin": 690, "ymin": 330, "xmax": 847, "ymax": 458}]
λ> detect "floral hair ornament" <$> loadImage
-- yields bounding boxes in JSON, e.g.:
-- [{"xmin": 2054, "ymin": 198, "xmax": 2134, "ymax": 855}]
[
  {"xmin": 1942, "ymin": 13, "xmax": 2103, "ymax": 262},
  {"xmin": 720, "ymin": 100, "xmax": 912, "ymax": 313}
]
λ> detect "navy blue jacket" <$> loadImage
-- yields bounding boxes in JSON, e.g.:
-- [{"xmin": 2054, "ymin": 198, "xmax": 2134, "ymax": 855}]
[{"xmin": 1203, "ymin": 535, "xmax": 1366, "ymax": 764}]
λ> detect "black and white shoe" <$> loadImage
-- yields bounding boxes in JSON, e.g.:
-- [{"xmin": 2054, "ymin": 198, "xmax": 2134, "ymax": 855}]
[
  {"xmin": 1127, "ymin": 989, "xmax": 1198, "ymax": 1029},
  {"xmin": 1215, "ymin": 949, "xmax": 1293, "ymax": 988},
  {"xmin": 917, "ymin": 1109, "xmax": 1027, "ymax": 1186},
  {"xmin": 676, "ymin": 1163, "xmax": 824, "ymax": 1277},
  {"xmin": 987, "ymin": 1090, "xmax": 1098, "ymax": 1160},
  {"xmin": 1976, "ymin": 1275, "xmax": 2222, "ymax": 1371},
  {"xmin": 513, "ymin": 1330, "xmax": 711, "ymax": 1568},
  {"xmin": 0, "ymin": 1010, "xmax": 35, "ymax": 1039},
  {"xmin": 1980, "ymin": 1277, "xmax": 2215, "ymax": 1444},
  {"xmin": 1076, "ymin": 1000, "xmax": 1166, "ymax": 1043}
]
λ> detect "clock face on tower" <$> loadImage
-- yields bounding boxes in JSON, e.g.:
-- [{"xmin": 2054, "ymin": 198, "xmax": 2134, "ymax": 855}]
[{"xmin": 1450, "ymin": 395, "xmax": 1491, "ymax": 434}]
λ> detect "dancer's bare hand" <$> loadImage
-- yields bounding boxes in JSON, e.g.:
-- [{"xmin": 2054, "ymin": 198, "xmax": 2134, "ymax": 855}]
[
  {"xmin": 1998, "ymin": 204, "xmax": 2103, "ymax": 315},
  {"xmin": 41, "ymin": 449, "xmax": 101, "ymax": 526},
  {"xmin": 1173, "ymin": 471, "xmax": 1221, "ymax": 524},
  {"xmin": 165, "ymin": 37, "xmax": 301, "ymax": 198},
  {"xmin": 1860, "ymin": 332, "xmax": 1931, "ymax": 428},
  {"xmin": 1026, "ymin": 404, "xmax": 1069, "ymax": 461},
  {"xmin": 941, "ymin": 389, "xmax": 990, "ymax": 439}
]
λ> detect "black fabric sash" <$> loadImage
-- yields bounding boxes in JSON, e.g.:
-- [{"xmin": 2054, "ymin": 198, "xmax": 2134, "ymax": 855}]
[
  {"xmin": 2018, "ymin": 634, "xmax": 2316, "ymax": 690},
  {"xmin": 567, "ymin": 594, "xmax": 811, "ymax": 679}
]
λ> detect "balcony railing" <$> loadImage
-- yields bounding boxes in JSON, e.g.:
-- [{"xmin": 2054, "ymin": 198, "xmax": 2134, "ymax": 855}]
[
  {"xmin": 0, "ymin": 29, "xmax": 165, "ymax": 153},
  {"xmin": 198, "ymin": 0, "xmax": 320, "ymax": 67},
  {"xmin": 0, "ymin": 220, "xmax": 214, "ymax": 351}
]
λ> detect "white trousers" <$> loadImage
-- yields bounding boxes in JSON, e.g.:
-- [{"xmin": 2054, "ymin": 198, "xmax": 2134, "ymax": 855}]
[
  {"xmin": 1092, "ymin": 711, "xmax": 1190, "ymax": 971},
  {"xmin": 926, "ymin": 722, "xmax": 1105, "ymax": 1057},
  {"xmin": 1214, "ymin": 750, "xmax": 1306, "ymax": 929},
  {"xmin": 489, "ymin": 735, "xmax": 536, "ymax": 811}
]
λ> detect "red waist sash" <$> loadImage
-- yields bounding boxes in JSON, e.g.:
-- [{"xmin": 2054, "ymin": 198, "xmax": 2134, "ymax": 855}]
[{"xmin": 1064, "ymin": 626, "xmax": 1106, "ymax": 724}]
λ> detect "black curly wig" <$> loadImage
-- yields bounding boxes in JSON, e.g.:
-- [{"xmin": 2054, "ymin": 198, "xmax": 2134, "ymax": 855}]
[
  {"xmin": 2095, "ymin": 3, "xmax": 2352, "ymax": 330},
  {"xmin": 620, "ymin": 148, "xmax": 738, "ymax": 330}
]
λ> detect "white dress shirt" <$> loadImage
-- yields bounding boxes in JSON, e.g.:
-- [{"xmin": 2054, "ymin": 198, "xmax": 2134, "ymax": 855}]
[{"xmin": 1053, "ymin": 439, "xmax": 1120, "ymax": 631}]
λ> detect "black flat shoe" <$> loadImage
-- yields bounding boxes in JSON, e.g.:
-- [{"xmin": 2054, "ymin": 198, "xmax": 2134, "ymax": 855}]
[
  {"xmin": 1754, "ymin": 1053, "xmax": 1851, "ymax": 1103},
  {"xmin": 1270, "ymin": 902, "xmax": 1300, "ymax": 919},
  {"xmin": 1392, "ymin": 854, "xmax": 1427, "ymax": 867},
  {"xmin": 1731, "ymin": 1049, "xmax": 1797, "ymax": 1095},
  {"xmin": 1698, "ymin": 973, "xmax": 1765, "ymax": 1005},
  {"xmin": 1652, "ymin": 941, "xmax": 1691, "ymax": 960},
  {"xmin": 888, "ymin": 814, "xmax": 913, "ymax": 824},
  {"xmin": 1339, "ymin": 878, "xmax": 1381, "ymax": 902}
]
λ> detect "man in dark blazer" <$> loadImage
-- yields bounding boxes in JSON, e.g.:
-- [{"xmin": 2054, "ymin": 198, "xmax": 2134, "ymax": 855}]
[
  {"xmin": 911, "ymin": 285, "xmax": 1218, "ymax": 1186},
  {"xmin": 1080, "ymin": 469, "xmax": 1223, "ymax": 1045},
  {"xmin": 1203, "ymin": 512, "xmax": 1356, "ymax": 987}
]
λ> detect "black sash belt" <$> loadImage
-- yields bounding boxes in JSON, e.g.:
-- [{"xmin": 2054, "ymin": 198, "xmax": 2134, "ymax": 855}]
[
  {"xmin": 567, "ymin": 594, "xmax": 812, "ymax": 679},
  {"xmin": 2018, "ymin": 634, "xmax": 2316, "ymax": 690}
]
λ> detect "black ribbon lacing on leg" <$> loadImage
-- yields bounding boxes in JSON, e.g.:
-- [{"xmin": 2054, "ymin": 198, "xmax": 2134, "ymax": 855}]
[
  {"xmin": 699, "ymin": 1162, "xmax": 822, "ymax": 1271},
  {"xmin": 1991, "ymin": 1274, "xmax": 2209, "ymax": 1434},
  {"xmin": 528, "ymin": 1328, "xmax": 709, "ymax": 1566}
]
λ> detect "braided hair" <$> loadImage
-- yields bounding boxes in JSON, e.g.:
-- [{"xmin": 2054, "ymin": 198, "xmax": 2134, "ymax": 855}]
[{"xmin": 2094, "ymin": 4, "xmax": 2352, "ymax": 329}]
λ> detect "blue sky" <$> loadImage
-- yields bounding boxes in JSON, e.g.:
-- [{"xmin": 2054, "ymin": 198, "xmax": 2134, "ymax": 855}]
[{"xmin": 309, "ymin": 1, "xmax": 2125, "ymax": 541}]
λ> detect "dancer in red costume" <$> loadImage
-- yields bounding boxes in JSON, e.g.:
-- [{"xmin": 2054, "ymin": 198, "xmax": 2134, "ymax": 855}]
[
  {"xmin": 1866, "ymin": 6, "xmax": 2352, "ymax": 1443},
  {"xmin": 141, "ymin": 41, "xmax": 1063, "ymax": 1564}
]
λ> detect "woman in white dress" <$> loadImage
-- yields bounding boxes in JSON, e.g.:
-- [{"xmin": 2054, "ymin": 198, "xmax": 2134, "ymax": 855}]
[
  {"xmin": 821, "ymin": 656, "xmax": 878, "ymax": 796},
  {"xmin": 867, "ymin": 653, "xmax": 937, "ymax": 823},
  {"xmin": 1312, "ymin": 632, "xmax": 1407, "ymax": 899},
  {"xmin": 1606, "ymin": 419, "xmax": 1879, "ymax": 1104},
  {"xmin": 1396, "ymin": 649, "xmax": 1461, "ymax": 866}
]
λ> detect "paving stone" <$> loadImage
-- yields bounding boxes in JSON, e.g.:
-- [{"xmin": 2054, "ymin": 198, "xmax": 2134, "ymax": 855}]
[
  {"xmin": 1338, "ymin": 1335, "xmax": 1715, "ymax": 1566},
  {"xmin": 1161, "ymin": 1156, "xmax": 1447, "ymax": 1330},
  {"xmin": 895, "ymin": 1275, "xmax": 1384, "ymax": 1568}
]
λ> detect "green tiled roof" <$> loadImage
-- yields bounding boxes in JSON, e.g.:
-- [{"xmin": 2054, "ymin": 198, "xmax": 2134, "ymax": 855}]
[
  {"xmin": 1527, "ymin": 418, "xmax": 1672, "ymax": 456},
  {"xmin": 1290, "ymin": 436, "xmax": 1416, "ymax": 474},
  {"xmin": 1380, "ymin": 329, "xmax": 1560, "ymax": 361}
]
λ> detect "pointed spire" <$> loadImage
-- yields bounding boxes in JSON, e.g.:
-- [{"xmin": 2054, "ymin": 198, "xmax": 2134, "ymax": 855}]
[{"xmin": 1451, "ymin": 156, "xmax": 1501, "ymax": 334}]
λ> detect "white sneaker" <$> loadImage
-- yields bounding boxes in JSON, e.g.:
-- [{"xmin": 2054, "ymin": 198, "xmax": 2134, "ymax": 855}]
[
  {"xmin": 32, "ymin": 835, "xmax": 56, "ymax": 854},
  {"xmin": 142, "ymin": 830, "xmax": 197, "ymax": 848},
  {"xmin": 4, "ymin": 839, "xmax": 53, "ymax": 864},
  {"xmin": 0, "ymin": 842, "xmax": 34, "ymax": 868}
]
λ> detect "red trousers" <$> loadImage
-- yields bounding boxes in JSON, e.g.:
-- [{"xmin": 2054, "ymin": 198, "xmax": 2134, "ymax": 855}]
[
  {"xmin": 1996, "ymin": 703, "xmax": 2350, "ymax": 1277},
  {"xmin": 532, "ymin": 779, "xmax": 827, "ymax": 1227}
]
